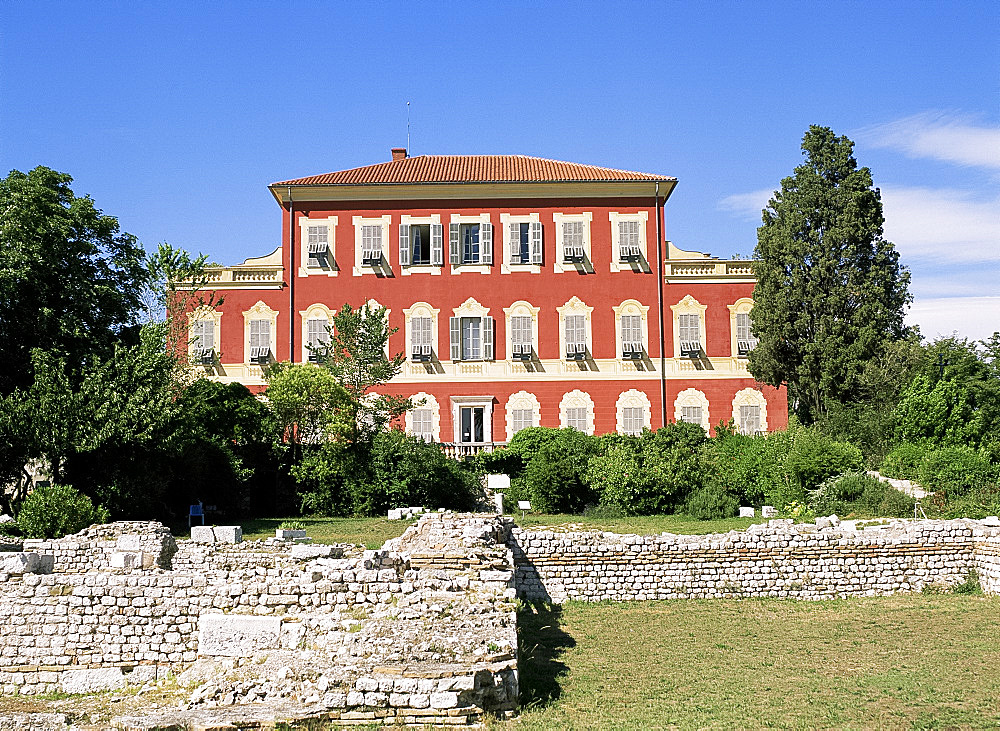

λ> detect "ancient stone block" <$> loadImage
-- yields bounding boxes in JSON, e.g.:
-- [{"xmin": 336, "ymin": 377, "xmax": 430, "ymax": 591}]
[
  {"xmin": 190, "ymin": 526, "xmax": 215, "ymax": 544},
  {"xmin": 0, "ymin": 552, "xmax": 40, "ymax": 574},
  {"xmin": 212, "ymin": 526, "xmax": 243, "ymax": 544},
  {"xmin": 60, "ymin": 667, "xmax": 126, "ymax": 693},
  {"xmin": 739, "ymin": 507, "xmax": 755, "ymax": 518},
  {"xmin": 197, "ymin": 614, "xmax": 280, "ymax": 657}
]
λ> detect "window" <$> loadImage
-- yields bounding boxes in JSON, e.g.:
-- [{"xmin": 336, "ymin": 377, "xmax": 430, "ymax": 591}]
[
  {"xmin": 560, "ymin": 389, "xmax": 594, "ymax": 434},
  {"xmin": 616, "ymin": 389, "xmax": 651, "ymax": 435},
  {"xmin": 449, "ymin": 221, "xmax": 493, "ymax": 265},
  {"xmin": 562, "ymin": 221, "xmax": 585, "ymax": 263},
  {"xmin": 399, "ymin": 222, "xmax": 444, "ymax": 266},
  {"xmin": 609, "ymin": 212, "xmax": 648, "ymax": 271},
  {"xmin": 565, "ymin": 314, "xmax": 587, "ymax": 360},
  {"xmin": 508, "ymin": 222, "xmax": 543, "ymax": 265},
  {"xmin": 678, "ymin": 313, "xmax": 702, "ymax": 357},
  {"xmin": 621, "ymin": 407, "xmax": 644, "ymax": 436},
  {"xmin": 299, "ymin": 216, "xmax": 338, "ymax": 275},
  {"xmin": 191, "ymin": 320, "xmax": 214, "ymax": 363},
  {"xmin": 450, "ymin": 315, "xmax": 493, "ymax": 361},
  {"xmin": 306, "ymin": 225, "xmax": 330, "ymax": 267},
  {"xmin": 361, "ymin": 224, "xmax": 382, "ymax": 264},
  {"xmin": 732, "ymin": 387, "xmax": 768, "ymax": 434},
  {"xmin": 740, "ymin": 405, "xmax": 761, "ymax": 435},
  {"xmin": 506, "ymin": 391, "xmax": 540, "ymax": 440},
  {"xmin": 411, "ymin": 408, "xmax": 433, "ymax": 442},
  {"xmin": 675, "ymin": 388, "xmax": 710, "ymax": 432},
  {"xmin": 680, "ymin": 406, "xmax": 703, "ymax": 425},
  {"xmin": 452, "ymin": 395, "xmax": 494, "ymax": 444},
  {"xmin": 510, "ymin": 315, "xmax": 533, "ymax": 360},
  {"xmin": 736, "ymin": 313, "xmax": 758, "ymax": 355},
  {"xmin": 621, "ymin": 314, "xmax": 643, "ymax": 359},
  {"xmin": 306, "ymin": 318, "xmax": 329, "ymax": 362},
  {"xmin": 565, "ymin": 408, "xmax": 588, "ymax": 431},
  {"xmin": 553, "ymin": 213, "xmax": 593, "ymax": 273},
  {"xmin": 249, "ymin": 319, "xmax": 271, "ymax": 363},
  {"xmin": 411, "ymin": 316, "xmax": 433, "ymax": 361},
  {"xmin": 510, "ymin": 409, "xmax": 534, "ymax": 434},
  {"xmin": 618, "ymin": 220, "xmax": 641, "ymax": 261}
]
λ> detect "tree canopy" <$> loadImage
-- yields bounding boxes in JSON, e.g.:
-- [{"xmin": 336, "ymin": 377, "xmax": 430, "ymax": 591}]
[
  {"xmin": 749, "ymin": 126, "xmax": 911, "ymax": 423},
  {"xmin": 0, "ymin": 166, "xmax": 148, "ymax": 395}
]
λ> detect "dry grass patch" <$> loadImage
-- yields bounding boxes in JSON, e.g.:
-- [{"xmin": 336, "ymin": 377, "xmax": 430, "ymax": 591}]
[{"xmin": 504, "ymin": 595, "xmax": 1000, "ymax": 729}]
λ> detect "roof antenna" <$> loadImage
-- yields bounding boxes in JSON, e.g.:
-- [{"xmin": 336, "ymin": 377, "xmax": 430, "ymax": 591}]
[{"xmin": 406, "ymin": 101, "xmax": 411, "ymax": 156}]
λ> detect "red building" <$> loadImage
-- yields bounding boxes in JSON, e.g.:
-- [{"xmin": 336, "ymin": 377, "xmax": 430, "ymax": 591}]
[{"xmin": 193, "ymin": 150, "xmax": 786, "ymax": 448}]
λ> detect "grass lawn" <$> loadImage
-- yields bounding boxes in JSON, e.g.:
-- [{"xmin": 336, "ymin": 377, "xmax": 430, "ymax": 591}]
[
  {"xmin": 500, "ymin": 595, "xmax": 1000, "ymax": 730},
  {"xmin": 172, "ymin": 513, "xmax": 767, "ymax": 547},
  {"xmin": 512, "ymin": 513, "xmax": 767, "ymax": 535}
]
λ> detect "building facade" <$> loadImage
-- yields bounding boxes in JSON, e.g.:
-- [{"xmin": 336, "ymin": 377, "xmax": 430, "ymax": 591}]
[{"xmin": 193, "ymin": 150, "xmax": 786, "ymax": 448}]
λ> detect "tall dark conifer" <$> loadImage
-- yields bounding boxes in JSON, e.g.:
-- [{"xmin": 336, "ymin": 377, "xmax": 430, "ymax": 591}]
[{"xmin": 750, "ymin": 126, "xmax": 911, "ymax": 422}]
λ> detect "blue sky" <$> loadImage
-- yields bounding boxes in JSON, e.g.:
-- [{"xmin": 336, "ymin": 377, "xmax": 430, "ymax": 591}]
[{"xmin": 2, "ymin": 1, "xmax": 997, "ymax": 340}]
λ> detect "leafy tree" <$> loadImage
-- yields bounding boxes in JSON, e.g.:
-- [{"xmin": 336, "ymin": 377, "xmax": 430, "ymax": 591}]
[
  {"xmin": 750, "ymin": 126, "xmax": 911, "ymax": 423},
  {"xmin": 265, "ymin": 363, "xmax": 352, "ymax": 448},
  {"xmin": 310, "ymin": 302, "xmax": 412, "ymax": 443},
  {"xmin": 893, "ymin": 337, "xmax": 1000, "ymax": 449},
  {"xmin": 0, "ymin": 166, "xmax": 148, "ymax": 396},
  {"xmin": 13, "ymin": 484, "xmax": 109, "ymax": 539}
]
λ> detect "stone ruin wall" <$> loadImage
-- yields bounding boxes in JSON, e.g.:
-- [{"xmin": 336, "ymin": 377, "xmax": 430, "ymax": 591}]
[
  {"xmin": 5, "ymin": 514, "xmax": 1000, "ymax": 726},
  {"xmin": 513, "ymin": 519, "xmax": 1000, "ymax": 603},
  {"xmin": 0, "ymin": 516, "xmax": 518, "ymax": 727}
]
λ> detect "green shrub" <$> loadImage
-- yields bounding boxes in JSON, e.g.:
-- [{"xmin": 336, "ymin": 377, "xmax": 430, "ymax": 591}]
[
  {"xmin": 685, "ymin": 483, "xmax": 738, "ymax": 520},
  {"xmin": 522, "ymin": 429, "xmax": 599, "ymax": 513},
  {"xmin": 706, "ymin": 429, "xmax": 795, "ymax": 507},
  {"xmin": 589, "ymin": 422, "xmax": 710, "ymax": 516},
  {"xmin": 936, "ymin": 484, "xmax": 1000, "ymax": 520},
  {"xmin": 880, "ymin": 443, "xmax": 925, "ymax": 481},
  {"xmin": 784, "ymin": 429, "xmax": 863, "ymax": 491},
  {"xmin": 16, "ymin": 484, "xmax": 109, "ymax": 539},
  {"xmin": 277, "ymin": 520, "xmax": 305, "ymax": 531},
  {"xmin": 918, "ymin": 446, "xmax": 995, "ymax": 498},
  {"xmin": 810, "ymin": 471, "xmax": 915, "ymax": 518}
]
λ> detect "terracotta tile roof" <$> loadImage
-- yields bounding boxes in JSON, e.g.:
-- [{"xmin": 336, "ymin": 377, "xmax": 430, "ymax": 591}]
[{"xmin": 272, "ymin": 155, "xmax": 675, "ymax": 186}]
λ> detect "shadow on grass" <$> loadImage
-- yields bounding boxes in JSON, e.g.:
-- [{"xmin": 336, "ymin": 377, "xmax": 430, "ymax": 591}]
[{"xmin": 517, "ymin": 601, "xmax": 575, "ymax": 709}]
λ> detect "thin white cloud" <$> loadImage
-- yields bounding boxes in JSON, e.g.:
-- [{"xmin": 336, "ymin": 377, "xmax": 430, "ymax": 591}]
[
  {"xmin": 906, "ymin": 297, "xmax": 1000, "ymax": 342},
  {"xmin": 717, "ymin": 188, "xmax": 774, "ymax": 221},
  {"xmin": 881, "ymin": 186, "xmax": 1000, "ymax": 263},
  {"xmin": 856, "ymin": 112, "xmax": 1000, "ymax": 170}
]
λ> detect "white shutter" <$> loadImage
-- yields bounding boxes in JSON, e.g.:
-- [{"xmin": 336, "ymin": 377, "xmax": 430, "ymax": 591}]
[
  {"xmin": 449, "ymin": 223, "xmax": 460, "ymax": 264},
  {"xmin": 481, "ymin": 222, "xmax": 493, "ymax": 264},
  {"xmin": 398, "ymin": 224, "xmax": 410, "ymax": 266},
  {"xmin": 450, "ymin": 317, "xmax": 460, "ymax": 361},
  {"xmin": 431, "ymin": 224, "xmax": 444, "ymax": 265},
  {"xmin": 483, "ymin": 316, "xmax": 494, "ymax": 361},
  {"xmin": 530, "ymin": 221, "xmax": 543, "ymax": 264},
  {"xmin": 509, "ymin": 223, "xmax": 521, "ymax": 264}
]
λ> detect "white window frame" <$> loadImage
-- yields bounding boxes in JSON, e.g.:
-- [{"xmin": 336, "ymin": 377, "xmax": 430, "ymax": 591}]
[
  {"xmin": 450, "ymin": 395, "xmax": 494, "ymax": 445},
  {"xmin": 399, "ymin": 214, "xmax": 444, "ymax": 275},
  {"xmin": 405, "ymin": 392, "xmax": 440, "ymax": 442},
  {"xmin": 616, "ymin": 389, "xmax": 651, "ymax": 436},
  {"xmin": 298, "ymin": 303, "xmax": 335, "ymax": 363},
  {"xmin": 609, "ymin": 211, "xmax": 649, "ymax": 272},
  {"xmin": 352, "ymin": 215, "xmax": 391, "ymax": 276},
  {"xmin": 559, "ymin": 390, "xmax": 595, "ymax": 434},
  {"xmin": 612, "ymin": 299, "xmax": 650, "ymax": 361},
  {"xmin": 448, "ymin": 213, "xmax": 493, "ymax": 273},
  {"xmin": 449, "ymin": 297, "xmax": 493, "ymax": 362},
  {"xmin": 557, "ymin": 296, "xmax": 593, "ymax": 362},
  {"xmin": 732, "ymin": 388, "xmax": 769, "ymax": 434},
  {"xmin": 505, "ymin": 391, "xmax": 541, "ymax": 441},
  {"xmin": 727, "ymin": 298, "xmax": 758, "ymax": 358},
  {"xmin": 242, "ymin": 300, "xmax": 278, "ymax": 365},
  {"xmin": 552, "ymin": 212, "xmax": 593, "ymax": 274},
  {"xmin": 403, "ymin": 302, "xmax": 440, "ymax": 363},
  {"xmin": 298, "ymin": 215, "xmax": 338, "ymax": 277},
  {"xmin": 503, "ymin": 300, "xmax": 540, "ymax": 363},
  {"xmin": 670, "ymin": 294, "xmax": 707, "ymax": 358},
  {"xmin": 499, "ymin": 213, "xmax": 543, "ymax": 274},
  {"xmin": 674, "ymin": 388, "xmax": 710, "ymax": 432},
  {"xmin": 187, "ymin": 308, "xmax": 221, "ymax": 364}
]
